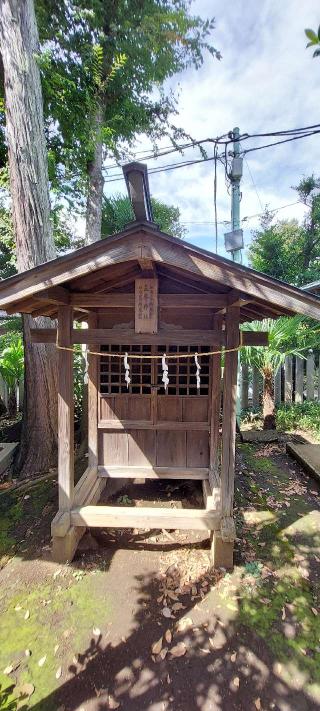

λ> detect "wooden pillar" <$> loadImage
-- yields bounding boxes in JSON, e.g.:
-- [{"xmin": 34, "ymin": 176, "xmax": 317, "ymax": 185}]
[
  {"xmin": 306, "ymin": 350, "xmax": 315, "ymax": 401},
  {"xmin": 295, "ymin": 357, "xmax": 304, "ymax": 404},
  {"xmin": 217, "ymin": 304, "xmax": 239, "ymax": 567},
  {"xmin": 274, "ymin": 366, "xmax": 282, "ymax": 405},
  {"xmin": 252, "ymin": 366, "xmax": 260, "ymax": 409},
  {"xmin": 241, "ymin": 363, "xmax": 249, "ymax": 410},
  {"xmin": 318, "ymin": 364, "xmax": 320, "ymax": 403},
  {"xmin": 88, "ymin": 313, "xmax": 99, "ymax": 469},
  {"xmin": 57, "ymin": 305, "xmax": 74, "ymax": 511},
  {"xmin": 209, "ymin": 314, "xmax": 223, "ymax": 484},
  {"xmin": 284, "ymin": 356, "xmax": 292, "ymax": 403}
]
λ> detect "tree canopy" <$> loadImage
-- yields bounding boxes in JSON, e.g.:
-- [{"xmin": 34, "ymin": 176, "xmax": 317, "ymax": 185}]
[
  {"xmin": 101, "ymin": 194, "xmax": 185, "ymax": 239},
  {"xmin": 248, "ymin": 177, "xmax": 320, "ymax": 286}
]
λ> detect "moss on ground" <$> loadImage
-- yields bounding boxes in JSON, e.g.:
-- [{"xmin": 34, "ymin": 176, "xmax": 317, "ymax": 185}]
[
  {"xmin": 234, "ymin": 442, "xmax": 320, "ymax": 702},
  {"xmin": 0, "ymin": 570, "xmax": 112, "ymax": 709}
]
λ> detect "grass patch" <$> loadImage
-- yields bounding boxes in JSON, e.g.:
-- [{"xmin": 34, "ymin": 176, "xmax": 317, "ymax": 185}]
[{"xmin": 276, "ymin": 402, "xmax": 320, "ymax": 440}]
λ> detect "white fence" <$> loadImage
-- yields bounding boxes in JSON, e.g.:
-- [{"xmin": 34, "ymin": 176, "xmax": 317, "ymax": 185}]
[{"xmin": 240, "ymin": 352, "xmax": 320, "ymax": 409}]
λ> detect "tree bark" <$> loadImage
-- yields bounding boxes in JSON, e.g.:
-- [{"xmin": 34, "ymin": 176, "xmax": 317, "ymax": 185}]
[
  {"xmin": 0, "ymin": 0, "xmax": 58, "ymax": 476},
  {"xmin": 263, "ymin": 367, "xmax": 276, "ymax": 430},
  {"xmin": 85, "ymin": 101, "xmax": 105, "ymax": 244}
]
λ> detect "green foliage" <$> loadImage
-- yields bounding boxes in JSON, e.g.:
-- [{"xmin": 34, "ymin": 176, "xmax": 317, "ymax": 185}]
[
  {"xmin": 305, "ymin": 26, "xmax": 320, "ymax": 57},
  {"xmin": 249, "ymin": 177, "xmax": 320, "ymax": 286},
  {"xmin": 276, "ymin": 402, "xmax": 320, "ymax": 440},
  {"xmin": 241, "ymin": 316, "xmax": 318, "ymax": 376},
  {"xmin": 101, "ymin": 193, "xmax": 185, "ymax": 238},
  {"xmin": 32, "ymin": 0, "xmax": 219, "ymax": 209},
  {"xmin": 0, "ymin": 335, "xmax": 24, "ymax": 390}
]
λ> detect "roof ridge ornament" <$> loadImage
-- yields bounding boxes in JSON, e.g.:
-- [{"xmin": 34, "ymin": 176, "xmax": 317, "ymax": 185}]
[{"xmin": 122, "ymin": 161, "xmax": 154, "ymax": 223}]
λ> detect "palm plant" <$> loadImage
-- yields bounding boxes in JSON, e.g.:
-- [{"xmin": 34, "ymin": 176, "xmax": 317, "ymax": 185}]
[
  {"xmin": 0, "ymin": 336, "xmax": 24, "ymax": 417},
  {"xmin": 241, "ymin": 316, "xmax": 319, "ymax": 429}
]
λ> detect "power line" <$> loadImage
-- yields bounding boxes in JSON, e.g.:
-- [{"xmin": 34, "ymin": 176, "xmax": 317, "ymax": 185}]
[
  {"xmin": 181, "ymin": 200, "xmax": 302, "ymax": 226},
  {"xmin": 102, "ymin": 126, "xmax": 320, "ymax": 184},
  {"xmin": 244, "ymin": 157, "xmax": 264, "ymax": 211}
]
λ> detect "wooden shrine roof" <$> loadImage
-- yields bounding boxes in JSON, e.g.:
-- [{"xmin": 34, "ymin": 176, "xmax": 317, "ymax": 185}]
[{"xmin": 0, "ymin": 221, "xmax": 320, "ymax": 323}]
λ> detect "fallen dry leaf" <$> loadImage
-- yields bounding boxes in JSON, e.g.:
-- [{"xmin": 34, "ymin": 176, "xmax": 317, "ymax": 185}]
[
  {"xmin": 108, "ymin": 695, "xmax": 120, "ymax": 709},
  {"xmin": 55, "ymin": 666, "xmax": 62, "ymax": 679},
  {"xmin": 165, "ymin": 629, "xmax": 172, "ymax": 644},
  {"xmin": 230, "ymin": 652, "xmax": 237, "ymax": 662},
  {"xmin": 54, "ymin": 644, "xmax": 59, "ymax": 655},
  {"xmin": 25, "ymin": 649, "xmax": 31, "ymax": 657},
  {"xmin": 255, "ymin": 699, "xmax": 261, "ymax": 710},
  {"xmin": 38, "ymin": 655, "xmax": 47, "ymax": 667},
  {"xmin": 3, "ymin": 664, "xmax": 14, "ymax": 675},
  {"xmin": 232, "ymin": 676, "xmax": 240, "ymax": 689},
  {"xmin": 170, "ymin": 642, "xmax": 187, "ymax": 658},
  {"xmin": 24, "ymin": 610, "xmax": 30, "ymax": 620},
  {"xmin": 151, "ymin": 637, "xmax": 163, "ymax": 655},
  {"xmin": 172, "ymin": 602, "xmax": 185, "ymax": 611},
  {"xmin": 93, "ymin": 626, "xmax": 101, "ymax": 636},
  {"xmin": 159, "ymin": 647, "xmax": 168, "ymax": 660},
  {"xmin": 14, "ymin": 605, "xmax": 22, "ymax": 612},
  {"xmin": 162, "ymin": 607, "xmax": 172, "ymax": 618},
  {"xmin": 311, "ymin": 607, "xmax": 318, "ymax": 616}
]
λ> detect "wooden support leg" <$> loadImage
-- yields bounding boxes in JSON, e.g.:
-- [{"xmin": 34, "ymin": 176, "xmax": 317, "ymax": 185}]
[
  {"xmin": 52, "ymin": 527, "xmax": 86, "ymax": 564},
  {"xmin": 210, "ymin": 531, "xmax": 234, "ymax": 569}
]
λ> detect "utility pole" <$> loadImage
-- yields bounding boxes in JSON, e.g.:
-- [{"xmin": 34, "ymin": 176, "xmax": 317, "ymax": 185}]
[
  {"xmin": 230, "ymin": 127, "xmax": 243, "ymax": 264},
  {"xmin": 224, "ymin": 128, "xmax": 244, "ymax": 421},
  {"xmin": 224, "ymin": 127, "xmax": 243, "ymax": 262}
]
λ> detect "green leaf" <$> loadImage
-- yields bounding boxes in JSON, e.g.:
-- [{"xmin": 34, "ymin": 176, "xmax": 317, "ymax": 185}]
[
  {"xmin": 305, "ymin": 28, "xmax": 318, "ymax": 43},
  {"xmin": 313, "ymin": 48, "xmax": 320, "ymax": 57}
]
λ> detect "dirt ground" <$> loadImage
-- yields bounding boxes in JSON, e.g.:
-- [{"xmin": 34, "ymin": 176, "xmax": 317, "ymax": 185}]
[{"xmin": 0, "ymin": 435, "xmax": 320, "ymax": 711}]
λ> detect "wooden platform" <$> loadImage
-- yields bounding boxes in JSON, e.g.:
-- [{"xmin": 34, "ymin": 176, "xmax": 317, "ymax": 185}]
[
  {"xmin": 70, "ymin": 504, "xmax": 221, "ymax": 531},
  {"xmin": 286, "ymin": 442, "xmax": 320, "ymax": 483},
  {"xmin": 97, "ymin": 466, "xmax": 209, "ymax": 480}
]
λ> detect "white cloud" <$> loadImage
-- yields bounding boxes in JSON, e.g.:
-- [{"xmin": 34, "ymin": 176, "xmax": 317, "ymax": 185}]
[{"xmin": 103, "ymin": 0, "xmax": 320, "ymax": 260}]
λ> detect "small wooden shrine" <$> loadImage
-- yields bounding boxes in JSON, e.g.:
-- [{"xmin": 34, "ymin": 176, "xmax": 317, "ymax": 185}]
[{"xmin": 0, "ymin": 166, "xmax": 320, "ymax": 567}]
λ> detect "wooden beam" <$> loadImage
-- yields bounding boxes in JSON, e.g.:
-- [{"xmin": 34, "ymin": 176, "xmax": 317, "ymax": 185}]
[
  {"xmin": 37, "ymin": 286, "xmax": 70, "ymax": 304},
  {"xmin": 68, "ymin": 293, "xmax": 231, "ymax": 309},
  {"xmin": 57, "ymin": 305, "xmax": 74, "ymax": 511},
  {"xmin": 98, "ymin": 465, "xmax": 209, "ymax": 480},
  {"xmin": 220, "ymin": 304, "xmax": 239, "ymax": 538},
  {"xmin": 87, "ymin": 313, "xmax": 99, "ymax": 469},
  {"xmin": 31, "ymin": 327, "xmax": 269, "ymax": 347},
  {"xmin": 31, "ymin": 328, "xmax": 224, "ymax": 346},
  {"xmin": 70, "ymin": 505, "xmax": 221, "ymax": 530},
  {"xmin": 209, "ymin": 314, "xmax": 223, "ymax": 481}
]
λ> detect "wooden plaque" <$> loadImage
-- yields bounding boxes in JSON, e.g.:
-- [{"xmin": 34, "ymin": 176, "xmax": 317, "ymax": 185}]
[{"xmin": 135, "ymin": 278, "xmax": 158, "ymax": 333}]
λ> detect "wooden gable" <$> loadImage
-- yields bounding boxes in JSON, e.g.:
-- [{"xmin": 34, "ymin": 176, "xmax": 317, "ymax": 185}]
[{"xmin": 0, "ymin": 221, "xmax": 320, "ymax": 322}]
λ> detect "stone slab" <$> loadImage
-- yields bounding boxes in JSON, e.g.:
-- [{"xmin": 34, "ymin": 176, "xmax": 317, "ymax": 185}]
[
  {"xmin": 0, "ymin": 442, "xmax": 18, "ymax": 475},
  {"xmin": 286, "ymin": 442, "xmax": 320, "ymax": 483},
  {"xmin": 241, "ymin": 429, "xmax": 279, "ymax": 443}
]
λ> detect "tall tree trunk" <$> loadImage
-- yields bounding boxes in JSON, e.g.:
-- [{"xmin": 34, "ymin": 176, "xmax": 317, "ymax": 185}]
[
  {"xmin": 0, "ymin": 0, "xmax": 58, "ymax": 476},
  {"xmin": 7, "ymin": 386, "xmax": 16, "ymax": 418},
  {"xmin": 263, "ymin": 367, "xmax": 276, "ymax": 430},
  {"xmin": 85, "ymin": 102, "xmax": 104, "ymax": 244}
]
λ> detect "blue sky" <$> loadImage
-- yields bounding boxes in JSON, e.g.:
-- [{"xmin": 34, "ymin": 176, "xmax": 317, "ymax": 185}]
[{"xmin": 103, "ymin": 0, "xmax": 320, "ymax": 262}]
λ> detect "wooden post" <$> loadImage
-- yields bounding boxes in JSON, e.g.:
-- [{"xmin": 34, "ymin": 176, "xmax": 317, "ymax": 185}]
[
  {"xmin": 241, "ymin": 362, "xmax": 249, "ymax": 410},
  {"xmin": 318, "ymin": 364, "xmax": 320, "ymax": 403},
  {"xmin": 306, "ymin": 350, "xmax": 315, "ymax": 401},
  {"xmin": 57, "ymin": 305, "xmax": 74, "ymax": 511},
  {"xmin": 209, "ymin": 314, "xmax": 223, "ymax": 483},
  {"xmin": 284, "ymin": 356, "xmax": 292, "ymax": 403},
  {"xmin": 215, "ymin": 304, "xmax": 239, "ymax": 568},
  {"xmin": 88, "ymin": 313, "xmax": 99, "ymax": 468},
  {"xmin": 274, "ymin": 367, "xmax": 282, "ymax": 405},
  {"xmin": 252, "ymin": 366, "xmax": 260, "ymax": 409},
  {"xmin": 295, "ymin": 357, "xmax": 304, "ymax": 404}
]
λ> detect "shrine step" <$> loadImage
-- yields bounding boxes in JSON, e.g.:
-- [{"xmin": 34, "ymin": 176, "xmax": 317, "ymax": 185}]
[
  {"xmin": 97, "ymin": 465, "xmax": 209, "ymax": 480},
  {"xmin": 70, "ymin": 505, "xmax": 220, "ymax": 531}
]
